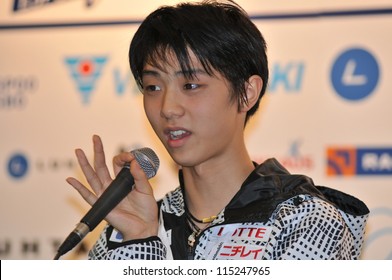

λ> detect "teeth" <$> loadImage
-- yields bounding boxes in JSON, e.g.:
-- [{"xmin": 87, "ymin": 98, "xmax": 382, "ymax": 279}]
[{"xmin": 169, "ymin": 130, "xmax": 187, "ymax": 139}]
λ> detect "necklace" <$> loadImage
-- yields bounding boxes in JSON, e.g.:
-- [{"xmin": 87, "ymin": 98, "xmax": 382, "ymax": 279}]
[
  {"xmin": 185, "ymin": 206, "xmax": 217, "ymax": 248},
  {"xmin": 187, "ymin": 218, "xmax": 200, "ymax": 247},
  {"xmin": 187, "ymin": 210, "xmax": 217, "ymax": 224}
]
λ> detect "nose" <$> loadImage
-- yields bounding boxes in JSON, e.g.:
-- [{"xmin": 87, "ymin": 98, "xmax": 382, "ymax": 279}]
[{"xmin": 160, "ymin": 89, "xmax": 185, "ymax": 120}]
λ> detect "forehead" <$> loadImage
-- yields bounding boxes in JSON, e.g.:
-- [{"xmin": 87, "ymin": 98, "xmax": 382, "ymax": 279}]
[
  {"xmin": 144, "ymin": 47, "xmax": 199, "ymax": 72},
  {"xmin": 141, "ymin": 46, "xmax": 228, "ymax": 84}
]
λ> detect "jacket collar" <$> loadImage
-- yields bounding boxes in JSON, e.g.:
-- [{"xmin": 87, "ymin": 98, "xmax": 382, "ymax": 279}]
[{"xmin": 175, "ymin": 158, "xmax": 368, "ymax": 223}]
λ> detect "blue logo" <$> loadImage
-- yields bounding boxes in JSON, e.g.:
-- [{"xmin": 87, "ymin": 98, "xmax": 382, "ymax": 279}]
[
  {"xmin": 268, "ymin": 62, "xmax": 305, "ymax": 92},
  {"xmin": 7, "ymin": 153, "xmax": 29, "ymax": 179},
  {"xmin": 113, "ymin": 68, "xmax": 141, "ymax": 96},
  {"xmin": 327, "ymin": 147, "xmax": 392, "ymax": 176},
  {"xmin": 65, "ymin": 56, "xmax": 108, "ymax": 104},
  {"xmin": 331, "ymin": 48, "xmax": 379, "ymax": 101}
]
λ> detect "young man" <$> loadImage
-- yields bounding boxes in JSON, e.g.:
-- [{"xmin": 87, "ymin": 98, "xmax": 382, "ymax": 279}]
[{"xmin": 67, "ymin": 0, "xmax": 369, "ymax": 259}]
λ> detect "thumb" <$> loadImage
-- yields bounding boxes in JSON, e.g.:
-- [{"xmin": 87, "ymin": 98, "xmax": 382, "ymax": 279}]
[{"xmin": 129, "ymin": 159, "xmax": 154, "ymax": 196}]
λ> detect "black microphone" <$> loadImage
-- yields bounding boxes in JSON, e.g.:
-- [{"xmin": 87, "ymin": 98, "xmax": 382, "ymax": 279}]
[{"xmin": 54, "ymin": 147, "xmax": 159, "ymax": 259}]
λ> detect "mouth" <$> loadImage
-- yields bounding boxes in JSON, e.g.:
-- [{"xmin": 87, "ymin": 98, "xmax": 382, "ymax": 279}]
[
  {"xmin": 164, "ymin": 128, "xmax": 192, "ymax": 144},
  {"xmin": 168, "ymin": 129, "xmax": 191, "ymax": 140}
]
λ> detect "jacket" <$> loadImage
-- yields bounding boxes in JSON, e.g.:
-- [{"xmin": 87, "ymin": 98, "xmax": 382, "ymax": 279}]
[{"xmin": 88, "ymin": 158, "xmax": 369, "ymax": 260}]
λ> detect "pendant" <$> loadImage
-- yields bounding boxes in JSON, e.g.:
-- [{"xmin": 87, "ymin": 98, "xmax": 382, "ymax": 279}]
[{"xmin": 188, "ymin": 232, "xmax": 196, "ymax": 247}]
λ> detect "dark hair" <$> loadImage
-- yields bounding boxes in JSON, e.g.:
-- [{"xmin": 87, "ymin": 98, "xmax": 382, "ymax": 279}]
[{"xmin": 129, "ymin": 0, "xmax": 268, "ymax": 124}]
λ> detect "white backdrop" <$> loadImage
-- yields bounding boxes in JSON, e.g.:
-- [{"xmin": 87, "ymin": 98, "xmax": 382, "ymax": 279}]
[{"xmin": 1, "ymin": 0, "xmax": 391, "ymax": 259}]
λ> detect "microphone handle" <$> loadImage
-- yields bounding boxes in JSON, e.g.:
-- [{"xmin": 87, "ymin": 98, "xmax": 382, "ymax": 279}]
[
  {"xmin": 55, "ymin": 166, "xmax": 134, "ymax": 258},
  {"xmin": 81, "ymin": 165, "xmax": 134, "ymax": 231}
]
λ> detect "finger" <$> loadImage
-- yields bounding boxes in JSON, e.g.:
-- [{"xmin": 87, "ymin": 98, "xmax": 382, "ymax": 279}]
[
  {"xmin": 75, "ymin": 148, "xmax": 104, "ymax": 195},
  {"xmin": 92, "ymin": 135, "xmax": 112, "ymax": 186},
  {"xmin": 112, "ymin": 152, "xmax": 135, "ymax": 176},
  {"xmin": 129, "ymin": 159, "xmax": 154, "ymax": 196},
  {"xmin": 66, "ymin": 177, "xmax": 98, "ymax": 206}
]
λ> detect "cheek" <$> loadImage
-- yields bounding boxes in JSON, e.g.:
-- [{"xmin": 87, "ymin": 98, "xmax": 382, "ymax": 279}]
[
  {"xmin": 143, "ymin": 99, "xmax": 159, "ymax": 127},
  {"xmin": 199, "ymin": 96, "xmax": 237, "ymax": 121}
]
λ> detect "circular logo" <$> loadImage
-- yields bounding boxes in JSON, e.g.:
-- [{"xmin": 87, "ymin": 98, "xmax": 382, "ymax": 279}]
[
  {"xmin": 331, "ymin": 48, "xmax": 379, "ymax": 101},
  {"xmin": 7, "ymin": 153, "xmax": 29, "ymax": 179}
]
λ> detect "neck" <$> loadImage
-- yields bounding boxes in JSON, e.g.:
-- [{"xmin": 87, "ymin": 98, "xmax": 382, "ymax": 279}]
[{"xmin": 182, "ymin": 148, "xmax": 254, "ymax": 220}]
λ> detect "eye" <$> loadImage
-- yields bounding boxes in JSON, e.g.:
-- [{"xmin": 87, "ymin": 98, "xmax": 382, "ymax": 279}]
[
  {"xmin": 143, "ymin": 84, "xmax": 161, "ymax": 93},
  {"xmin": 184, "ymin": 83, "xmax": 200, "ymax": 90}
]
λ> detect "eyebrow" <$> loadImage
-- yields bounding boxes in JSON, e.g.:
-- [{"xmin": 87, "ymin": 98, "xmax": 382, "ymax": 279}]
[
  {"xmin": 141, "ymin": 68, "xmax": 208, "ymax": 78},
  {"xmin": 141, "ymin": 70, "xmax": 160, "ymax": 77}
]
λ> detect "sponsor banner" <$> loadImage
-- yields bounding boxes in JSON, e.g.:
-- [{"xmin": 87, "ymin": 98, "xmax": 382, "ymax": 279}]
[
  {"xmin": 1, "ymin": 0, "xmax": 391, "ymax": 260},
  {"xmin": 327, "ymin": 147, "xmax": 392, "ymax": 176},
  {"xmin": 1, "ymin": 0, "xmax": 392, "ymax": 25}
]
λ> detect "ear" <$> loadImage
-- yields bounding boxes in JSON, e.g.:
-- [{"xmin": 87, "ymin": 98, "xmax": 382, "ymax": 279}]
[{"xmin": 240, "ymin": 75, "xmax": 263, "ymax": 112}]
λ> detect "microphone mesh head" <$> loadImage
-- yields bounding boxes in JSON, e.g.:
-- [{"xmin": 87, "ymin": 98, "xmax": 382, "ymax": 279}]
[{"xmin": 131, "ymin": 148, "xmax": 160, "ymax": 179}]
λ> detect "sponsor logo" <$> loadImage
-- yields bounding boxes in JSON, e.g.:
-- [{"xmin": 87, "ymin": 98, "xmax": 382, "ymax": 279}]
[
  {"xmin": 5, "ymin": 152, "xmax": 75, "ymax": 179},
  {"xmin": 35, "ymin": 158, "xmax": 75, "ymax": 172},
  {"xmin": 13, "ymin": 0, "xmax": 95, "ymax": 12},
  {"xmin": 253, "ymin": 140, "xmax": 314, "ymax": 171},
  {"xmin": 268, "ymin": 62, "xmax": 305, "ymax": 93},
  {"xmin": 208, "ymin": 224, "xmax": 272, "ymax": 260},
  {"xmin": 7, "ymin": 153, "xmax": 29, "ymax": 179},
  {"xmin": 109, "ymin": 228, "xmax": 124, "ymax": 243},
  {"xmin": 64, "ymin": 56, "xmax": 108, "ymax": 104},
  {"xmin": 218, "ymin": 244, "xmax": 263, "ymax": 259},
  {"xmin": 0, "ymin": 237, "xmax": 88, "ymax": 260},
  {"xmin": 113, "ymin": 68, "xmax": 140, "ymax": 96},
  {"xmin": 331, "ymin": 47, "xmax": 379, "ymax": 101},
  {"xmin": 327, "ymin": 147, "xmax": 392, "ymax": 176},
  {"xmin": 0, "ymin": 76, "xmax": 37, "ymax": 109}
]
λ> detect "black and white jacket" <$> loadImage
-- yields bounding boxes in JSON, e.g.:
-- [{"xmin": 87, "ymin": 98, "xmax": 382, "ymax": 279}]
[{"xmin": 88, "ymin": 158, "xmax": 369, "ymax": 260}]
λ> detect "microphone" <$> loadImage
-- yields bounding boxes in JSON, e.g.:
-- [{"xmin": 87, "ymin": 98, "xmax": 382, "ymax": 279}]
[{"xmin": 54, "ymin": 147, "xmax": 159, "ymax": 259}]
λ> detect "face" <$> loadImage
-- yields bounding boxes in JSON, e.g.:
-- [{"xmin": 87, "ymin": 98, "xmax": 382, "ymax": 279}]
[{"xmin": 141, "ymin": 52, "xmax": 247, "ymax": 168}]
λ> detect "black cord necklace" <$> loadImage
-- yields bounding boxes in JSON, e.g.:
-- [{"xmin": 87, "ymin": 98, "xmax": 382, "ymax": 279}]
[
  {"xmin": 184, "ymin": 200, "xmax": 217, "ymax": 248},
  {"xmin": 187, "ymin": 209, "xmax": 217, "ymax": 224}
]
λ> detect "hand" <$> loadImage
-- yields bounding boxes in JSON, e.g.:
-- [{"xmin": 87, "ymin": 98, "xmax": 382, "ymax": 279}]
[{"xmin": 66, "ymin": 135, "xmax": 159, "ymax": 241}]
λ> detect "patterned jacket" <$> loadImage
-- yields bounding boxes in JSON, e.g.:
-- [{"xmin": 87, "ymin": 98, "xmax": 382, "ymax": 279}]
[{"xmin": 88, "ymin": 158, "xmax": 369, "ymax": 260}]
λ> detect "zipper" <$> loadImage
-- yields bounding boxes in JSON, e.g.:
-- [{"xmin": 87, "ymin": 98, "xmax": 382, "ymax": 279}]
[{"xmin": 186, "ymin": 222, "xmax": 225, "ymax": 260}]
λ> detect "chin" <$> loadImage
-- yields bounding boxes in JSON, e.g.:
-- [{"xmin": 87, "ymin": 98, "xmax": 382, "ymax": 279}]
[{"xmin": 170, "ymin": 154, "xmax": 197, "ymax": 168}]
